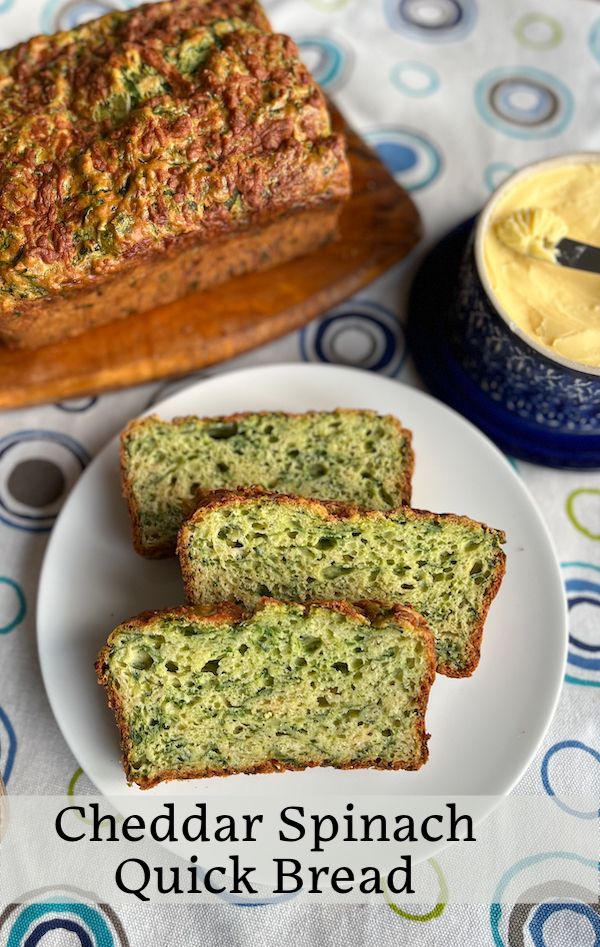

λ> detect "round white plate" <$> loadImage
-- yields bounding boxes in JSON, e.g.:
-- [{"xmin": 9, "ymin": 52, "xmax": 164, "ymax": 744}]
[{"xmin": 38, "ymin": 363, "xmax": 566, "ymax": 801}]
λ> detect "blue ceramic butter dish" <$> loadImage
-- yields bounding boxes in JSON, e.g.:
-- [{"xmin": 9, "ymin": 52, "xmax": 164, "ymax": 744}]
[{"xmin": 407, "ymin": 156, "xmax": 600, "ymax": 468}]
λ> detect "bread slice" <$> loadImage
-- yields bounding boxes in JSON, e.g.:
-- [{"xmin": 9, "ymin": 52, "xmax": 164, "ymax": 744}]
[
  {"xmin": 121, "ymin": 410, "xmax": 414, "ymax": 557},
  {"xmin": 96, "ymin": 599, "xmax": 435, "ymax": 789},
  {"xmin": 178, "ymin": 489, "xmax": 506, "ymax": 677}
]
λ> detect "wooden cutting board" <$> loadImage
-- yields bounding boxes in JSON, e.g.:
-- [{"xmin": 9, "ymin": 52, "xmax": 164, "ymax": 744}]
[{"xmin": 0, "ymin": 110, "xmax": 421, "ymax": 410}]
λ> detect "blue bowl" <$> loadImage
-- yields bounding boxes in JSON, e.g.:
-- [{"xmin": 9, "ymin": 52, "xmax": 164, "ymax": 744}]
[{"xmin": 407, "ymin": 215, "xmax": 600, "ymax": 468}]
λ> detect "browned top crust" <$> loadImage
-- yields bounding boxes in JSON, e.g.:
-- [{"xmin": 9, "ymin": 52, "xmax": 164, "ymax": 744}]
[
  {"xmin": 179, "ymin": 484, "xmax": 507, "ymax": 543},
  {"xmin": 0, "ymin": 0, "xmax": 350, "ymax": 313},
  {"xmin": 124, "ymin": 406, "xmax": 412, "ymax": 433}
]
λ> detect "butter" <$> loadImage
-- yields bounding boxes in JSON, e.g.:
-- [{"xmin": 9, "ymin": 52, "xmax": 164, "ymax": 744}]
[
  {"xmin": 483, "ymin": 162, "xmax": 600, "ymax": 369},
  {"xmin": 495, "ymin": 207, "xmax": 568, "ymax": 263}
]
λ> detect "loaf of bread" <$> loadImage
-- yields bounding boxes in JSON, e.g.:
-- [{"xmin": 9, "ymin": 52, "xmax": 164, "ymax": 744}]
[
  {"xmin": 0, "ymin": 0, "xmax": 350, "ymax": 348},
  {"xmin": 178, "ymin": 488, "xmax": 506, "ymax": 676},
  {"xmin": 121, "ymin": 410, "xmax": 414, "ymax": 556},
  {"xmin": 96, "ymin": 599, "xmax": 435, "ymax": 788}
]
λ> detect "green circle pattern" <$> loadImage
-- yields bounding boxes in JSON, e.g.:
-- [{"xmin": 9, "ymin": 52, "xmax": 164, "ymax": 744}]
[
  {"xmin": 384, "ymin": 858, "xmax": 448, "ymax": 921},
  {"xmin": 306, "ymin": 0, "xmax": 350, "ymax": 9},
  {"xmin": 566, "ymin": 488, "xmax": 600, "ymax": 541},
  {"xmin": 67, "ymin": 766, "xmax": 84, "ymax": 795},
  {"xmin": 514, "ymin": 13, "xmax": 563, "ymax": 51}
]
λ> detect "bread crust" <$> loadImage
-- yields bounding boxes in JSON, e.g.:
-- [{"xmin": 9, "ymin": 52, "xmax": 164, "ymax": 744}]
[
  {"xmin": 0, "ymin": 0, "xmax": 351, "ymax": 348},
  {"xmin": 177, "ymin": 486, "xmax": 507, "ymax": 678},
  {"xmin": 120, "ymin": 409, "xmax": 414, "ymax": 558},
  {"xmin": 96, "ymin": 598, "xmax": 436, "ymax": 789},
  {"xmin": 0, "ymin": 204, "xmax": 343, "ymax": 349}
]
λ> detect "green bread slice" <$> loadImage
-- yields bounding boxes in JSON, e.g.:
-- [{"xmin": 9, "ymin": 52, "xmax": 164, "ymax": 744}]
[
  {"xmin": 96, "ymin": 600, "xmax": 435, "ymax": 788},
  {"xmin": 120, "ymin": 410, "xmax": 413, "ymax": 558},
  {"xmin": 178, "ymin": 489, "xmax": 507, "ymax": 677}
]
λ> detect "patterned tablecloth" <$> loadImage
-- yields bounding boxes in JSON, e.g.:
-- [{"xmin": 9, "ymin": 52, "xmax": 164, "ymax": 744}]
[{"xmin": 0, "ymin": 0, "xmax": 599, "ymax": 944}]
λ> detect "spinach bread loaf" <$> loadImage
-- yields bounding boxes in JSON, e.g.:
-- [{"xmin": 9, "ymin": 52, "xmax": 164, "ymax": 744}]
[
  {"xmin": 178, "ymin": 489, "xmax": 506, "ymax": 676},
  {"xmin": 96, "ymin": 599, "xmax": 435, "ymax": 788},
  {"xmin": 121, "ymin": 410, "xmax": 414, "ymax": 556},
  {"xmin": 0, "ymin": 0, "xmax": 350, "ymax": 348}
]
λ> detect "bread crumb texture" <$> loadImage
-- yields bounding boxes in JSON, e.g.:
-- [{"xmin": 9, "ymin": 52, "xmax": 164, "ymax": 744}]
[
  {"xmin": 97, "ymin": 600, "xmax": 434, "ymax": 787},
  {"xmin": 122, "ymin": 410, "xmax": 413, "ymax": 555},
  {"xmin": 179, "ymin": 492, "xmax": 506, "ymax": 676}
]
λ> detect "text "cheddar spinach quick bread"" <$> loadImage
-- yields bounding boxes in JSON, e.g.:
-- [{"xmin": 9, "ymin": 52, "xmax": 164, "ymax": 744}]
[
  {"xmin": 178, "ymin": 490, "xmax": 506, "ymax": 677},
  {"xmin": 121, "ymin": 411, "xmax": 414, "ymax": 557},
  {"xmin": 96, "ymin": 600, "xmax": 435, "ymax": 788}
]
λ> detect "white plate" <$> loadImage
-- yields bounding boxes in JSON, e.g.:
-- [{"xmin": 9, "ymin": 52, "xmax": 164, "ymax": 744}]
[{"xmin": 37, "ymin": 364, "xmax": 566, "ymax": 801}]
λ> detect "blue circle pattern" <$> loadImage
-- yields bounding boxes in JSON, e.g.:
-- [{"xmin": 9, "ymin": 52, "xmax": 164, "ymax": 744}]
[
  {"xmin": 484, "ymin": 161, "xmax": 516, "ymax": 192},
  {"xmin": 567, "ymin": 581, "xmax": 600, "ymax": 666},
  {"xmin": 529, "ymin": 903, "xmax": 600, "ymax": 945},
  {"xmin": 40, "ymin": 0, "xmax": 119, "ymax": 33},
  {"xmin": 541, "ymin": 740, "xmax": 600, "ymax": 819},
  {"xmin": 494, "ymin": 80, "xmax": 555, "ymax": 123},
  {"xmin": 385, "ymin": 0, "xmax": 477, "ymax": 42},
  {"xmin": 490, "ymin": 853, "xmax": 600, "ymax": 947},
  {"xmin": 300, "ymin": 301, "xmax": 406, "ymax": 377},
  {"xmin": 197, "ymin": 870, "xmax": 299, "ymax": 908},
  {"xmin": 5, "ymin": 903, "xmax": 115, "ymax": 947},
  {"xmin": 0, "ymin": 577, "xmax": 26, "ymax": 635},
  {"xmin": 315, "ymin": 314, "xmax": 395, "ymax": 372},
  {"xmin": 589, "ymin": 19, "xmax": 600, "ymax": 64},
  {"xmin": 0, "ymin": 430, "xmax": 89, "ymax": 534},
  {"xmin": 0, "ymin": 705, "xmax": 17, "ymax": 785},
  {"xmin": 475, "ymin": 67, "xmax": 574, "ymax": 140},
  {"xmin": 562, "ymin": 562, "xmax": 600, "ymax": 688},
  {"xmin": 391, "ymin": 61, "xmax": 440, "ymax": 97},
  {"xmin": 24, "ymin": 919, "xmax": 92, "ymax": 946},
  {"xmin": 364, "ymin": 127, "xmax": 442, "ymax": 191},
  {"xmin": 297, "ymin": 37, "xmax": 347, "ymax": 91},
  {"xmin": 55, "ymin": 397, "xmax": 98, "ymax": 413}
]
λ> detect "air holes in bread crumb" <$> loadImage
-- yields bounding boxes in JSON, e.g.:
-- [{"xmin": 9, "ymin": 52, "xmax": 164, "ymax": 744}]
[
  {"xmin": 130, "ymin": 652, "xmax": 153, "ymax": 670},
  {"xmin": 317, "ymin": 535, "xmax": 337, "ymax": 550},
  {"xmin": 207, "ymin": 422, "xmax": 238, "ymax": 439},
  {"xmin": 323, "ymin": 565, "xmax": 353, "ymax": 579},
  {"xmin": 302, "ymin": 636, "xmax": 322, "ymax": 653}
]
